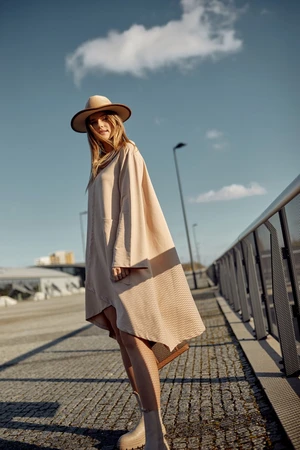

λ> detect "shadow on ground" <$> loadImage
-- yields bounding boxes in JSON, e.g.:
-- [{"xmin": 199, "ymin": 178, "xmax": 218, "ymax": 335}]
[{"xmin": 0, "ymin": 401, "xmax": 126, "ymax": 449}]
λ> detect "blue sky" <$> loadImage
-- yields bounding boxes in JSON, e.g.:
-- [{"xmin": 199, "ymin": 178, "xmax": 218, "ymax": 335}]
[{"xmin": 0, "ymin": 0, "xmax": 299, "ymax": 267}]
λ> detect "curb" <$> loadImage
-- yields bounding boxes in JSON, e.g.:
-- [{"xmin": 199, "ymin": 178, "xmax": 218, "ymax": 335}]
[{"xmin": 217, "ymin": 295, "xmax": 300, "ymax": 450}]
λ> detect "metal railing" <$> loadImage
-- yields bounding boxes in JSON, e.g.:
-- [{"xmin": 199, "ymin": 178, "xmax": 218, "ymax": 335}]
[{"xmin": 207, "ymin": 175, "xmax": 300, "ymax": 376}]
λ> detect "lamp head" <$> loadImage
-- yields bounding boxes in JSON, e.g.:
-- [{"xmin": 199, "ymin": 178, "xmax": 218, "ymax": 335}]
[{"xmin": 173, "ymin": 142, "xmax": 187, "ymax": 150}]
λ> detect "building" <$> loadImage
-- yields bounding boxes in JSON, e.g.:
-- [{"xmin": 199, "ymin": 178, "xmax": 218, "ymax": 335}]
[
  {"xmin": 0, "ymin": 267, "xmax": 81, "ymax": 300},
  {"xmin": 35, "ymin": 251, "xmax": 75, "ymax": 266},
  {"xmin": 34, "ymin": 263, "xmax": 86, "ymax": 287},
  {"xmin": 35, "ymin": 256, "xmax": 51, "ymax": 266},
  {"xmin": 50, "ymin": 251, "xmax": 75, "ymax": 265}
]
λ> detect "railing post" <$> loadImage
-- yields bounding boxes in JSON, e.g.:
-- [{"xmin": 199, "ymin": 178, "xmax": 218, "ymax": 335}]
[
  {"xmin": 218, "ymin": 260, "xmax": 225, "ymax": 297},
  {"xmin": 221, "ymin": 257, "xmax": 229, "ymax": 300},
  {"xmin": 229, "ymin": 251, "xmax": 240, "ymax": 312},
  {"xmin": 225, "ymin": 255, "xmax": 234, "ymax": 307},
  {"xmin": 235, "ymin": 246, "xmax": 250, "ymax": 322},
  {"xmin": 253, "ymin": 229, "xmax": 274, "ymax": 335},
  {"xmin": 244, "ymin": 239, "xmax": 267, "ymax": 340},
  {"xmin": 265, "ymin": 220, "xmax": 300, "ymax": 376},
  {"xmin": 279, "ymin": 207, "xmax": 300, "ymax": 316}
]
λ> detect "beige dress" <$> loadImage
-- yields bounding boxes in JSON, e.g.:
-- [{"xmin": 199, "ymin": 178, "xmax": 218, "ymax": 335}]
[{"xmin": 85, "ymin": 142, "xmax": 205, "ymax": 351}]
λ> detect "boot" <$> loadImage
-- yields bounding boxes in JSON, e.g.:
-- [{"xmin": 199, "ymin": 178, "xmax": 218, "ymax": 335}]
[
  {"xmin": 117, "ymin": 392, "xmax": 166, "ymax": 450},
  {"xmin": 144, "ymin": 410, "xmax": 170, "ymax": 450}
]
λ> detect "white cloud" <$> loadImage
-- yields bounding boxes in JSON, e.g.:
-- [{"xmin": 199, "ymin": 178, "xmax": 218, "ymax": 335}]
[
  {"xmin": 260, "ymin": 8, "xmax": 271, "ymax": 15},
  {"xmin": 213, "ymin": 142, "xmax": 227, "ymax": 150},
  {"xmin": 66, "ymin": 0, "xmax": 243, "ymax": 84},
  {"xmin": 154, "ymin": 117, "xmax": 165, "ymax": 126},
  {"xmin": 189, "ymin": 182, "xmax": 267, "ymax": 203},
  {"xmin": 206, "ymin": 129, "xmax": 224, "ymax": 139},
  {"xmin": 206, "ymin": 128, "xmax": 228, "ymax": 150}
]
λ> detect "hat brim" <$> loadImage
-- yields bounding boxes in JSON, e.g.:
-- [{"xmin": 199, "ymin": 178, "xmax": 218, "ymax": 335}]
[{"xmin": 71, "ymin": 103, "xmax": 131, "ymax": 133}]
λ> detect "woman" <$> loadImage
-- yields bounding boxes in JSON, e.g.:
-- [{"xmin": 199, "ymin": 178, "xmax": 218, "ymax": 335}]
[{"xmin": 71, "ymin": 95, "xmax": 205, "ymax": 450}]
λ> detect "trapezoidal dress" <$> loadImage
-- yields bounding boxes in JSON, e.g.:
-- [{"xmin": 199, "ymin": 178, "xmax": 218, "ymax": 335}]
[{"xmin": 85, "ymin": 142, "xmax": 205, "ymax": 351}]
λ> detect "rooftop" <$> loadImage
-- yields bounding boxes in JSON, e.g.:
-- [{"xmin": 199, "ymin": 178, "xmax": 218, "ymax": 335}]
[{"xmin": 0, "ymin": 267, "xmax": 76, "ymax": 280}]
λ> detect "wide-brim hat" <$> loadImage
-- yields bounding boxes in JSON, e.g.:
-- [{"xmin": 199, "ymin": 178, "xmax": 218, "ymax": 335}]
[{"xmin": 71, "ymin": 95, "xmax": 131, "ymax": 133}]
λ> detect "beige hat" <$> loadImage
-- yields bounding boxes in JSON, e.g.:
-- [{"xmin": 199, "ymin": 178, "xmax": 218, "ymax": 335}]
[{"xmin": 71, "ymin": 95, "xmax": 131, "ymax": 133}]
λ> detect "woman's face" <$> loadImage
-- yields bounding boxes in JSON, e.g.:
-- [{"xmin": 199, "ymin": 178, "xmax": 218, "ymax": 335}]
[{"xmin": 89, "ymin": 112, "xmax": 112, "ymax": 140}]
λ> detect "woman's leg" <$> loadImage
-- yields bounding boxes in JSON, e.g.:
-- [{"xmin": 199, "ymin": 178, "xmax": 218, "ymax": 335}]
[
  {"xmin": 103, "ymin": 306, "xmax": 168, "ymax": 449},
  {"xmin": 103, "ymin": 306, "xmax": 147, "ymax": 449},
  {"xmin": 119, "ymin": 331, "xmax": 169, "ymax": 449},
  {"xmin": 103, "ymin": 306, "xmax": 138, "ymax": 392},
  {"xmin": 119, "ymin": 346, "xmax": 139, "ymax": 392},
  {"xmin": 119, "ymin": 331, "xmax": 161, "ymax": 411},
  {"xmin": 103, "ymin": 306, "xmax": 161, "ymax": 410}
]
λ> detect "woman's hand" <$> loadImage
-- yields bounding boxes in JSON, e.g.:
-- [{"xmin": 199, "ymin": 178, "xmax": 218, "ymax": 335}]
[{"xmin": 112, "ymin": 267, "xmax": 130, "ymax": 282}]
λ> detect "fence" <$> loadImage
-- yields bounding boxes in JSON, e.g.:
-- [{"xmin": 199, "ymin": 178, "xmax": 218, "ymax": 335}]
[{"xmin": 207, "ymin": 175, "xmax": 300, "ymax": 377}]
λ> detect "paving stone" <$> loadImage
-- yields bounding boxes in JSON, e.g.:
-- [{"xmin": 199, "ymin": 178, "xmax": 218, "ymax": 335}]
[{"xmin": 0, "ymin": 289, "xmax": 292, "ymax": 449}]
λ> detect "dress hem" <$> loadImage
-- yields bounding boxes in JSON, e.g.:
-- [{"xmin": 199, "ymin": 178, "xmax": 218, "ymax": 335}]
[{"xmin": 86, "ymin": 314, "xmax": 205, "ymax": 352}]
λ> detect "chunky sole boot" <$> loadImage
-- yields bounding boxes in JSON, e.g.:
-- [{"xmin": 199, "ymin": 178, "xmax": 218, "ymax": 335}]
[
  {"xmin": 144, "ymin": 410, "xmax": 170, "ymax": 450},
  {"xmin": 117, "ymin": 392, "xmax": 166, "ymax": 450}
]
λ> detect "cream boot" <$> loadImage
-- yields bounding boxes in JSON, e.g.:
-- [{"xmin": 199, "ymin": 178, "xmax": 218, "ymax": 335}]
[
  {"xmin": 117, "ymin": 392, "xmax": 166, "ymax": 450},
  {"xmin": 144, "ymin": 410, "xmax": 170, "ymax": 450}
]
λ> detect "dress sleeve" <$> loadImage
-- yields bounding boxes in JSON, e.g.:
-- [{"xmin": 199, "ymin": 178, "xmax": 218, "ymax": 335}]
[{"xmin": 112, "ymin": 145, "xmax": 149, "ymax": 269}]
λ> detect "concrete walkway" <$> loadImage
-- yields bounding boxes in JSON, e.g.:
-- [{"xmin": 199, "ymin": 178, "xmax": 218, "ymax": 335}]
[{"xmin": 0, "ymin": 290, "xmax": 291, "ymax": 449}]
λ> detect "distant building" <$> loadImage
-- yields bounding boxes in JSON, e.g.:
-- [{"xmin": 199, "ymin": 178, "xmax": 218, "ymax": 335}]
[
  {"xmin": 0, "ymin": 267, "xmax": 81, "ymax": 300},
  {"xmin": 36, "ymin": 263, "xmax": 86, "ymax": 287},
  {"xmin": 50, "ymin": 251, "xmax": 75, "ymax": 265},
  {"xmin": 35, "ymin": 251, "xmax": 75, "ymax": 266},
  {"xmin": 35, "ymin": 256, "xmax": 51, "ymax": 266}
]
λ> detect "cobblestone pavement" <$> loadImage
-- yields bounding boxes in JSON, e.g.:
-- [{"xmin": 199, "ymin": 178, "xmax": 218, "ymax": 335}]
[{"xmin": 0, "ymin": 290, "xmax": 291, "ymax": 449}]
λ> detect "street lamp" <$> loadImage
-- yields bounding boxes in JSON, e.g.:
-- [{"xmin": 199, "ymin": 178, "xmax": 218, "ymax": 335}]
[
  {"xmin": 79, "ymin": 210, "xmax": 87, "ymax": 261},
  {"xmin": 192, "ymin": 223, "xmax": 201, "ymax": 277},
  {"xmin": 173, "ymin": 143, "xmax": 198, "ymax": 289}
]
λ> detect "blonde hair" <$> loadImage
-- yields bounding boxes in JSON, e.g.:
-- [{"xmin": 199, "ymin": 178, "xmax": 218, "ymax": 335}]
[{"xmin": 86, "ymin": 112, "xmax": 131, "ymax": 187}]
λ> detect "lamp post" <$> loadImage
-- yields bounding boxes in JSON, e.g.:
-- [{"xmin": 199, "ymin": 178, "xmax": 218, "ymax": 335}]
[
  {"xmin": 192, "ymin": 223, "xmax": 201, "ymax": 276},
  {"xmin": 173, "ymin": 143, "xmax": 198, "ymax": 289},
  {"xmin": 79, "ymin": 210, "xmax": 87, "ymax": 261}
]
